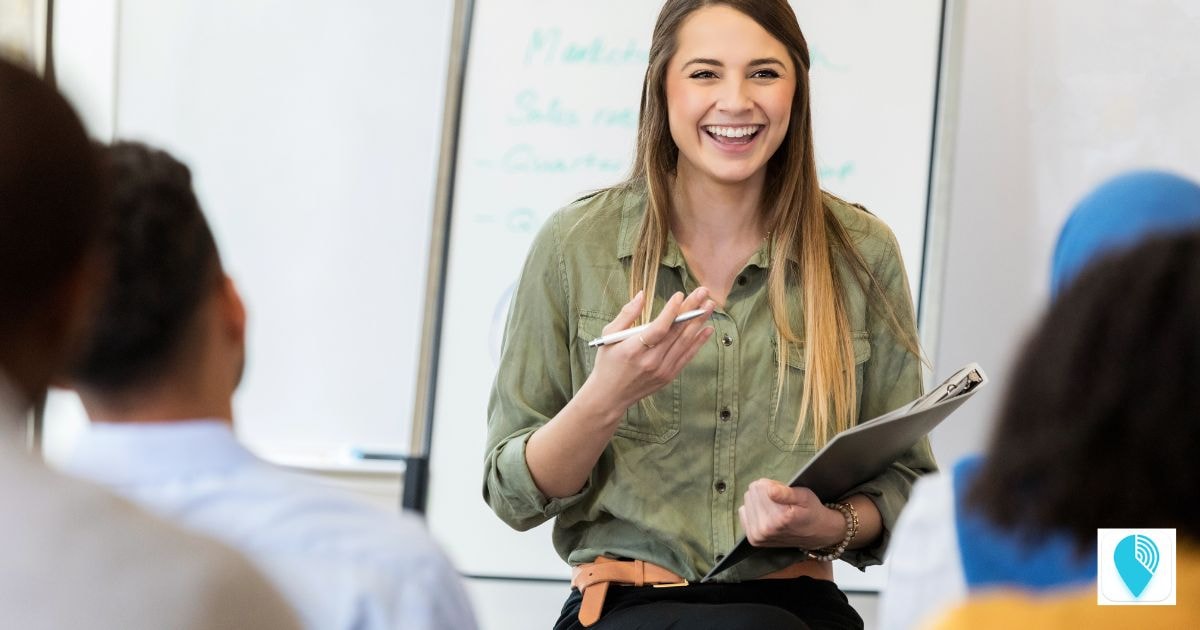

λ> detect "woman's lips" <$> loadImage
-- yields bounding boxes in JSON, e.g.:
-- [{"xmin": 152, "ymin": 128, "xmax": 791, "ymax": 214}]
[{"xmin": 702, "ymin": 124, "xmax": 764, "ymax": 153}]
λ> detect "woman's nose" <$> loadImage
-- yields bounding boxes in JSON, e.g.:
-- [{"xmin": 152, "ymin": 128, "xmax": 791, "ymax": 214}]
[{"xmin": 716, "ymin": 78, "xmax": 753, "ymax": 114}]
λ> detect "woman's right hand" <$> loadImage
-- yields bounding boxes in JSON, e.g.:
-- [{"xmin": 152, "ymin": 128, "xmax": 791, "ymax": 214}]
[
  {"xmin": 583, "ymin": 287, "xmax": 716, "ymax": 416},
  {"xmin": 524, "ymin": 287, "xmax": 714, "ymax": 499}
]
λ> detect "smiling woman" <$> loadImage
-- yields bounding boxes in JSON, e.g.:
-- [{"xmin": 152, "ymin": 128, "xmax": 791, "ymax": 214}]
[
  {"xmin": 665, "ymin": 6, "xmax": 795, "ymax": 187},
  {"xmin": 483, "ymin": 2, "xmax": 934, "ymax": 628}
]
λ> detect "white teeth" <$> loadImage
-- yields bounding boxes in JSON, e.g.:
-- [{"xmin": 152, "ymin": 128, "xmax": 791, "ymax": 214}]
[{"xmin": 705, "ymin": 125, "xmax": 761, "ymax": 138}]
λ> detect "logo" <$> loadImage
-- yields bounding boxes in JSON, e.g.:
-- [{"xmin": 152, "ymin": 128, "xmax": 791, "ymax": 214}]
[{"xmin": 1097, "ymin": 528, "xmax": 1176, "ymax": 605}]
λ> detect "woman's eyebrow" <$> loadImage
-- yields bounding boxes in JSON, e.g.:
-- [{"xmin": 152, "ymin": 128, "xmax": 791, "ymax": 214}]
[
  {"xmin": 748, "ymin": 57, "xmax": 785, "ymax": 68},
  {"xmin": 681, "ymin": 57, "xmax": 786, "ymax": 69}
]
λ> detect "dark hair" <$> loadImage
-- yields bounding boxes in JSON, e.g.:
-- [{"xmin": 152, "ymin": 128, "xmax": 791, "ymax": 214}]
[
  {"xmin": 0, "ymin": 59, "xmax": 105, "ymax": 332},
  {"xmin": 71, "ymin": 141, "xmax": 223, "ymax": 392},
  {"xmin": 967, "ymin": 230, "xmax": 1200, "ymax": 545}
]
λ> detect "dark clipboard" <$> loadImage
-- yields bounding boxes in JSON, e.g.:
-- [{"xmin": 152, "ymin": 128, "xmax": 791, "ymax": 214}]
[{"xmin": 701, "ymin": 363, "xmax": 988, "ymax": 582}]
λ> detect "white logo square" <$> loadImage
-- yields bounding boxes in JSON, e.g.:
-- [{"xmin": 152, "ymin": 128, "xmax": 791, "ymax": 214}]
[{"xmin": 1097, "ymin": 528, "xmax": 1176, "ymax": 605}]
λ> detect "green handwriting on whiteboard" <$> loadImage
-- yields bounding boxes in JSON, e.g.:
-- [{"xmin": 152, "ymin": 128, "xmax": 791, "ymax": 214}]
[
  {"xmin": 524, "ymin": 28, "xmax": 648, "ymax": 66},
  {"xmin": 507, "ymin": 89, "xmax": 638, "ymax": 129},
  {"xmin": 508, "ymin": 90, "xmax": 580, "ymax": 127},
  {"xmin": 809, "ymin": 48, "xmax": 848, "ymax": 72},
  {"xmin": 473, "ymin": 207, "xmax": 551, "ymax": 235},
  {"xmin": 475, "ymin": 145, "xmax": 625, "ymax": 174},
  {"xmin": 818, "ymin": 161, "xmax": 856, "ymax": 181}
]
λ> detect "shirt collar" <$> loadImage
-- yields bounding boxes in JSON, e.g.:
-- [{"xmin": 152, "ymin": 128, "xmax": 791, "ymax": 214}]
[
  {"xmin": 615, "ymin": 184, "xmax": 772, "ymax": 270},
  {"xmin": 65, "ymin": 420, "xmax": 258, "ymax": 486}
]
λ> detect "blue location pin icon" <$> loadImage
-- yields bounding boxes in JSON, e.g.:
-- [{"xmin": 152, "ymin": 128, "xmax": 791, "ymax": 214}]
[{"xmin": 1113, "ymin": 534, "xmax": 1159, "ymax": 598}]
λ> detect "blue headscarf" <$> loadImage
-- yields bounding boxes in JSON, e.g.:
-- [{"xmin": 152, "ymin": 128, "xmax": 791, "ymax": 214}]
[{"xmin": 1051, "ymin": 170, "xmax": 1200, "ymax": 297}]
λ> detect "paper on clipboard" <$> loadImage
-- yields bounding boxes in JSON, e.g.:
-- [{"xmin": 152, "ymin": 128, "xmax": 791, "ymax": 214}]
[{"xmin": 701, "ymin": 363, "xmax": 988, "ymax": 582}]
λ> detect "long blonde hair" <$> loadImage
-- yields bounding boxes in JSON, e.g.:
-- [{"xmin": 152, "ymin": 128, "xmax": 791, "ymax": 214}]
[{"xmin": 624, "ymin": 0, "xmax": 919, "ymax": 447}]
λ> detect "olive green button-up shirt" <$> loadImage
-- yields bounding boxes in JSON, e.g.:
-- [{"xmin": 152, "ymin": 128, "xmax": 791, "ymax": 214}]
[{"xmin": 483, "ymin": 183, "xmax": 936, "ymax": 583}]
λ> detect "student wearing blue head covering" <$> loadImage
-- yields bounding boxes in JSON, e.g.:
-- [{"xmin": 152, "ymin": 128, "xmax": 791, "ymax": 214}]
[
  {"xmin": 1051, "ymin": 170, "xmax": 1200, "ymax": 296},
  {"xmin": 880, "ymin": 170, "xmax": 1200, "ymax": 630}
]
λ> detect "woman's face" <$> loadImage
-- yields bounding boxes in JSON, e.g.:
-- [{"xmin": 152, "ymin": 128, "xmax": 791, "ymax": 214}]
[{"xmin": 664, "ymin": 5, "xmax": 796, "ymax": 187}]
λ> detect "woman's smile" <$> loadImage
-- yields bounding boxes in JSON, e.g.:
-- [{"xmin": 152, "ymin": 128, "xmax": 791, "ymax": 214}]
[{"xmin": 702, "ymin": 124, "xmax": 767, "ymax": 153}]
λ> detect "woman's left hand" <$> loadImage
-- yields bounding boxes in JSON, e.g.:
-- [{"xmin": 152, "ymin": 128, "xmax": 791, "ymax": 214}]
[{"xmin": 738, "ymin": 479, "xmax": 845, "ymax": 549}]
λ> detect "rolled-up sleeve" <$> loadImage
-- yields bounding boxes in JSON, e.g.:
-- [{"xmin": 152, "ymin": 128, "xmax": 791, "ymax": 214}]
[
  {"xmin": 840, "ymin": 229, "xmax": 938, "ymax": 568},
  {"xmin": 483, "ymin": 212, "xmax": 593, "ymax": 531}
]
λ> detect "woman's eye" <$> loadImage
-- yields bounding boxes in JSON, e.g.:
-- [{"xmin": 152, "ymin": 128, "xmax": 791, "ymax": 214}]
[
  {"xmin": 751, "ymin": 69, "xmax": 780, "ymax": 79},
  {"xmin": 689, "ymin": 70, "xmax": 718, "ymax": 79}
]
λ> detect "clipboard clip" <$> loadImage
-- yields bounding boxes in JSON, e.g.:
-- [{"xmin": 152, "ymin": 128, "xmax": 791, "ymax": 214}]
[
  {"xmin": 913, "ymin": 368, "xmax": 985, "ymax": 413},
  {"xmin": 952, "ymin": 369, "xmax": 984, "ymax": 395}
]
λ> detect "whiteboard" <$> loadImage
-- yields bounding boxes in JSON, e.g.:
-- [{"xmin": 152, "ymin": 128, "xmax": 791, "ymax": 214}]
[
  {"xmin": 427, "ymin": 0, "xmax": 945, "ymax": 591},
  {"xmin": 45, "ymin": 0, "xmax": 455, "ymax": 468}
]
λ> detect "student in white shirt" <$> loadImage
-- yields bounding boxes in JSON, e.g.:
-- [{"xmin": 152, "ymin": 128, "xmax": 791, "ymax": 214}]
[
  {"xmin": 65, "ymin": 140, "xmax": 478, "ymax": 630},
  {"xmin": 0, "ymin": 58, "xmax": 299, "ymax": 630}
]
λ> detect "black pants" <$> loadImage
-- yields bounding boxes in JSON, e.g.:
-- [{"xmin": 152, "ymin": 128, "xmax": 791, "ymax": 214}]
[{"xmin": 552, "ymin": 577, "xmax": 863, "ymax": 630}]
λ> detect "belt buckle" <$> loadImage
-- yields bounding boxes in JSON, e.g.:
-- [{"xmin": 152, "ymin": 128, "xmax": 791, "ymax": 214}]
[{"xmin": 651, "ymin": 580, "xmax": 689, "ymax": 588}]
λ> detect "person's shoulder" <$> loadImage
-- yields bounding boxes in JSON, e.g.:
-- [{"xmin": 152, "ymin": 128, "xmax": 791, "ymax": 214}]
[
  {"xmin": 0, "ymin": 452, "xmax": 298, "ymax": 628},
  {"xmin": 930, "ymin": 585, "xmax": 1170, "ymax": 630},
  {"xmin": 237, "ymin": 463, "xmax": 455, "ymax": 566},
  {"xmin": 822, "ymin": 190, "xmax": 901, "ymax": 266},
  {"xmin": 823, "ymin": 191, "xmax": 898, "ymax": 244},
  {"xmin": 546, "ymin": 182, "xmax": 640, "ymax": 246}
]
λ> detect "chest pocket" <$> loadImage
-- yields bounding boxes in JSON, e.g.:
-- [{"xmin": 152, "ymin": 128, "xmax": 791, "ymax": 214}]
[
  {"xmin": 576, "ymin": 311, "xmax": 682, "ymax": 443},
  {"xmin": 767, "ymin": 332, "xmax": 872, "ymax": 451}
]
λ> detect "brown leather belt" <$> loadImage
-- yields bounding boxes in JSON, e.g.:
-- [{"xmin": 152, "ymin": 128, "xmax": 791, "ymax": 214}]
[{"xmin": 569, "ymin": 557, "xmax": 834, "ymax": 627}]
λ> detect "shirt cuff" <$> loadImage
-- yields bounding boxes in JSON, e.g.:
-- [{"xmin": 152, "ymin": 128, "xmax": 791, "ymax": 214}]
[{"xmin": 491, "ymin": 430, "xmax": 592, "ymax": 528}]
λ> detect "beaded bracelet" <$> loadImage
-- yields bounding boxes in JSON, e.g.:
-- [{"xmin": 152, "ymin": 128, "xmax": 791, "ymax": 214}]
[{"xmin": 806, "ymin": 501, "xmax": 860, "ymax": 562}]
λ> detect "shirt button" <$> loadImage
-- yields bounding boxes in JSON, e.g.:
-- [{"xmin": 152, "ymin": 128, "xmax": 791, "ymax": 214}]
[
  {"xmin": 736, "ymin": 275, "xmax": 747, "ymax": 286},
  {"xmin": 719, "ymin": 407, "xmax": 731, "ymax": 421},
  {"xmin": 721, "ymin": 334, "xmax": 733, "ymax": 347},
  {"xmin": 715, "ymin": 554, "xmax": 726, "ymax": 562},
  {"xmin": 715, "ymin": 480, "xmax": 727, "ymax": 493}
]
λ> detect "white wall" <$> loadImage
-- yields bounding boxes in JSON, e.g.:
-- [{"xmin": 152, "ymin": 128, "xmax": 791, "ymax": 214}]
[
  {"xmin": 928, "ymin": 0, "xmax": 1200, "ymax": 465},
  {"xmin": 926, "ymin": 0, "xmax": 1036, "ymax": 465},
  {"xmin": 46, "ymin": 0, "xmax": 455, "ymax": 471}
]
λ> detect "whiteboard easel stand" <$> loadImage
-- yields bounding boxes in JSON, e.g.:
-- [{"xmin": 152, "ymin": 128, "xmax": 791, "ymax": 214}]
[
  {"xmin": 918, "ymin": 0, "xmax": 965, "ymax": 390},
  {"xmin": 404, "ymin": 0, "xmax": 476, "ymax": 513}
]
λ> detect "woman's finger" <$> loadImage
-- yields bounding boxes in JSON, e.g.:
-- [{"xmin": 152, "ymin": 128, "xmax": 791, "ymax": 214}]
[
  {"xmin": 601, "ymin": 290, "xmax": 645, "ymax": 336},
  {"xmin": 661, "ymin": 298, "xmax": 715, "ymax": 367},
  {"xmin": 651, "ymin": 288, "xmax": 712, "ymax": 355},
  {"xmin": 664, "ymin": 324, "xmax": 714, "ymax": 376},
  {"xmin": 744, "ymin": 484, "xmax": 776, "ymax": 543},
  {"xmin": 637, "ymin": 291, "xmax": 685, "ymax": 348}
]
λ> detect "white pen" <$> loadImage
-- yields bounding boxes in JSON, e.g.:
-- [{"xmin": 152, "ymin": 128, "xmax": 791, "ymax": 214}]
[{"xmin": 587, "ymin": 308, "xmax": 709, "ymax": 347}]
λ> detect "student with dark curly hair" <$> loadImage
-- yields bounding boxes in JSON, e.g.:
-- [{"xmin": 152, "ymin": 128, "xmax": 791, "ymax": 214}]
[
  {"xmin": 65, "ymin": 141, "xmax": 477, "ymax": 630},
  {"xmin": 881, "ymin": 170, "xmax": 1200, "ymax": 630},
  {"xmin": 933, "ymin": 229, "xmax": 1200, "ymax": 627},
  {"xmin": 0, "ymin": 58, "xmax": 299, "ymax": 630}
]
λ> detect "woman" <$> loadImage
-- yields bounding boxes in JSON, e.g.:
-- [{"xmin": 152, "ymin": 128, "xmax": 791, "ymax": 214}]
[
  {"xmin": 484, "ymin": 2, "xmax": 931, "ymax": 628},
  {"xmin": 933, "ymin": 229, "xmax": 1200, "ymax": 628}
]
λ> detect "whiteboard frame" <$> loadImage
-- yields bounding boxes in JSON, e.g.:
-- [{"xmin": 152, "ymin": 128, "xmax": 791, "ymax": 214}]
[
  {"xmin": 918, "ymin": 0, "xmax": 964, "ymax": 389},
  {"xmin": 406, "ymin": 0, "xmax": 476, "ymax": 511}
]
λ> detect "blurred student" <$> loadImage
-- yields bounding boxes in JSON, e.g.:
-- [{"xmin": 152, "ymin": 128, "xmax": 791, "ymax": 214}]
[
  {"xmin": 934, "ymin": 229, "xmax": 1200, "ymax": 627},
  {"xmin": 64, "ymin": 141, "xmax": 477, "ymax": 630},
  {"xmin": 881, "ymin": 170, "xmax": 1200, "ymax": 630},
  {"xmin": 0, "ymin": 59, "xmax": 299, "ymax": 630}
]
